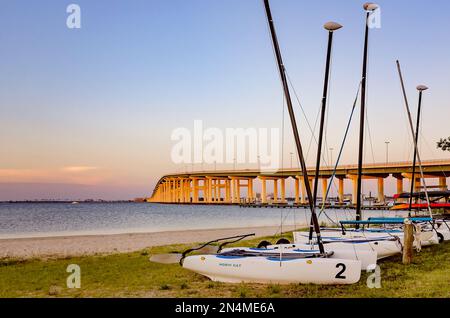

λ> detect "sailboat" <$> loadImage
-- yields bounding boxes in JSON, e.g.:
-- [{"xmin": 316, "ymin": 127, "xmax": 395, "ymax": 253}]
[{"xmin": 177, "ymin": 0, "xmax": 363, "ymax": 285}]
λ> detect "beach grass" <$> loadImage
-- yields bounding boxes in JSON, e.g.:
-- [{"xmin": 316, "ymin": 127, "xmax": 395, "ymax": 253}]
[{"xmin": 0, "ymin": 234, "xmax": 449, "ymax": 298}]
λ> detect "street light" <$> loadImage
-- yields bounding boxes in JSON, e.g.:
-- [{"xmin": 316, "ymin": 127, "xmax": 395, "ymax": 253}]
[
  {"xmin": 385, "ymin": 141, "xmax": 390, "ymax": 165},
  {"xmin": 329, "ymin": 148, "xmax": 334, "ymax": 167}
]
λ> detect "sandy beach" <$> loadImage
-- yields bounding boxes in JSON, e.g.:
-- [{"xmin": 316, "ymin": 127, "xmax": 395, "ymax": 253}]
[{"xmin": 0, "ymin": 225, "xmax": 297, "ymax": 259}]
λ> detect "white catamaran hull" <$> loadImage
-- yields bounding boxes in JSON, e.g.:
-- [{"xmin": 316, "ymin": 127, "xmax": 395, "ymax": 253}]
[
  {"xmin": 220, "ymin": 245, "xmax": 377, "ymax": 271},
  {"xmin": 183, "ymin": 255, "xmax": 361, "ymax": 285},
  {"xmin": 294, "ymin": 230, "xmax": 439, "ymax": 251},
  {"xmin": 293, "ymin": 232, "xmax": 402, "ymax": 259}
]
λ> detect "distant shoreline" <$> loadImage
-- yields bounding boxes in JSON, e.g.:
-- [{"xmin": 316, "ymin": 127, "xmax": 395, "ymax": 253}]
[
  {"xmin": 0, "ymin": 225, "xmax": 297, "ymax": 260},
  {"xmin": 0, "ymin": 200, "xmax": 138, "ymax": 204}
]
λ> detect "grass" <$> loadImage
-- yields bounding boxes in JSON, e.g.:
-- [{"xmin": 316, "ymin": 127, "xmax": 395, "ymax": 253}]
[{"xmin": 0, "ymin": 233, "xmax": 449, "ymax": 298}]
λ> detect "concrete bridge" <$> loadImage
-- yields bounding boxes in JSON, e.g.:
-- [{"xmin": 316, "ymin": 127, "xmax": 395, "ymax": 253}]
[{"xmin": 147, "ymin": 159, "xmax": 450, "ymax": 205}]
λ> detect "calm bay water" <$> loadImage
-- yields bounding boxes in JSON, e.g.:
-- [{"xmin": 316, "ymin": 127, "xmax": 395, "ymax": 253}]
[{"xmin": 0, "ymin": 202, "xmax": 402, "ymax": 239}]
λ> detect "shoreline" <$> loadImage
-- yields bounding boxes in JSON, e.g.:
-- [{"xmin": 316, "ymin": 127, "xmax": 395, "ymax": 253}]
[{"xmin": 0, "ymin": 225, "xmax": 298, "ymax": 260}]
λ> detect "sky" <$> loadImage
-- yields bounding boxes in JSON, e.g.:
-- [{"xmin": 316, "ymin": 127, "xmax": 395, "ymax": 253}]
[{"xmin": 1, "ymin": 0, "xmax": 449, "ymax": 200}]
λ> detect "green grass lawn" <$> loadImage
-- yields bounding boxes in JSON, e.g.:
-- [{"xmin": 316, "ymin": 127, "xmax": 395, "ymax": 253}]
[{"xmin": 0, "ymin": 234, "xmax": 449, "ymax": 298}]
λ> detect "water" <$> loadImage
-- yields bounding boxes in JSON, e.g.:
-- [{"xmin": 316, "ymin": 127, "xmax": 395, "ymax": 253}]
[{"xmin": 0, "ymin": 202, "xmax": 402, "ymax": 239}]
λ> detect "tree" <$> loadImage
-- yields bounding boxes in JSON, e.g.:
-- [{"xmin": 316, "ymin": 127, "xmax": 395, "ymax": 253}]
[{"xmin": 437, "ymin": 137, "xmax": 450, "ymax": 151}]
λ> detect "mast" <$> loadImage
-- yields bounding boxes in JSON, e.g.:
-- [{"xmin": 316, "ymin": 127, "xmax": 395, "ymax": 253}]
[
  {"xmin": 396, "ymin": 61, "xmax": 432, "ymax": 217},
  {"xmin": 408, "ymin": 85, "xmax": 428, "ymax": 213},
  {"xmin": 262, "ymin": 0, "xmax": 324, "ymax": 254},
  {"xmin": 356, "ymin": 3, "xmax": 379, "ymax": 226},
  {"xmin": 309, "ymin": 22, "xmax": 343, "ymax": 241}
]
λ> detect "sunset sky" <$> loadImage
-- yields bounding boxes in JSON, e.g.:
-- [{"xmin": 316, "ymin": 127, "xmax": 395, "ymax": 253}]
[{"xmin": 1, "ymin": 0, "xmax": 449, "ymax": 200}]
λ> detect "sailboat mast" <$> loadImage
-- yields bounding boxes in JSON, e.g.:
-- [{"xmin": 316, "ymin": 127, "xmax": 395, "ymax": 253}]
[
  {"xmin": 408, "ymin": 86, "xmax": 428, "ymax": 212},
  {"xmin": 262, "ymin": 0, "xmax": 324, "ymax": 253},
  {"xmin": 356, "ymin": 3, "xmax": 378, "ymax": 225},
  {"xmin": 309, "ymin": 22, "xmax": 342, "ymax": 241},
  {"xmin": 396, "ymin": 61, "xmax": 432, "ymax": 217}
]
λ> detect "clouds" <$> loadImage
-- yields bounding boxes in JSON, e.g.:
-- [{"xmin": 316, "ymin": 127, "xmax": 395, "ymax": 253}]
[
  {"xmin": 61, "ymin": 166, "xmax": 98, "ymax": 173},
  {"xmin": 0, "ymin": 166, "xmax": 102, "ymax": 185}
]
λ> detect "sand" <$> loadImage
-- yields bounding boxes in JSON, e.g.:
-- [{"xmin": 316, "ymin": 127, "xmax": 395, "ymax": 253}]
[{"xmin": 0, "ymin": 225, "xmax": 298, "ymax": 259}]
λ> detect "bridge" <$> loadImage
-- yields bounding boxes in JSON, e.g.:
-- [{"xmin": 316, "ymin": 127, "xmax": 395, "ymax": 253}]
[{"xmin": 147, "ymin": 159, "xmax": 450, "ymax": 205}]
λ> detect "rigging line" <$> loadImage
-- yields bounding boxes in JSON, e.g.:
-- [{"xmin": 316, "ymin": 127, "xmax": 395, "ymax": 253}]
[
  {"xmin": 306, "ymin": 105, "xmax": 321, "ymax": 162},
  {"xmin": 365, "ymin": 107, "xmax": 376, "ymax": 164},
  {"xmin": 285, "ymin": 71, "xmax": 317, "ymax": 142},
  {"xmin": 285, "ymin": 71, "xmax": 331, "ymax": 167},
  {"xmin": 319, "ymin": 81, "xmax": 362, "ymax": 220},
  {"xmin": 285, "ymin": 71, "xmax": 322, "ymax": 162}
]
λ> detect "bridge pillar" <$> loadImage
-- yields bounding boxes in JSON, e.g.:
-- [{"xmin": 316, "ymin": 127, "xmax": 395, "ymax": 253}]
[
  {"xmin": 173, "ymin": 179, "xmax": 176, "ymax": 202},
  {"xmin": 236, "ymin": 179, "xmax": 241, "ymax": 203},
  {"xmin": 208, "ymin": 178, "xmax": 214, "ymax": 203},
  {"xmin": 225, "ymin": 179, "xmax": 231, "ymax": 203},
  {"xmin": 192, "ymin": 179, "xmax": 199, "ymax": 203},
  {"xmin": 338, "ymin": 178, "xmax": 344, "ymax": 204},
  {"xmin": 322, "ymin": 179, "xmax": 328, "ymax": 204},
  {"xmin": 414, "ymin": 178, "xmax": 421, "ymax": 192},
  {"xmin": 396, "ymin": 177, "xmax": 403, "ymax": 194},
  {"xmin": 174, "ymin": 179, "xmax": 178, "ymax": 203},
  {"xmin": 439, "ymin": 177, "xmax": 447, "ymax": 190},
  {"xmin": 439, "ymin": 177, "xmax": 447, "ymax": 202},
  {"xmin": 300, "ymin": 179, "xmax": 306, "ymax": 204},
  {"xmin": 165, "ymin": 180, "xmax": 168, "ymax": 202},
  {"xmin": 178, "ymin": 179, "xmax": 183, "ymax": 203},
  {"xmin": 377, "ymin": 177, "xmax": 385, "ymax": 203},
  {"xmin": 260, "ymin": 177, "xmax": 267, "ymax": 204},
  {"xmin": 230, "ymin": 178, "xmax": 240, "ymax": 204},
  {"xmin": 395, "ymin": 177, "xmax": 403, "ymax": 203},
  {"xmin": 247, "ymin": 179, "xmax": 254, "ymax": 203},
  {"xmin": 184, "ymin": 179, "xmax": 189, "ymax": 203},
  {"xmin": 294, "ymin": 177, "xmax": 300, "ymax": 204},
  {"xmin": 351, "ymin": 177, "xmax": 357, "ymax": 205},
  {"xmin": 280, "ymin": 178, "xmax": 286, "ymax": 203},
  {"xmin": 168, "ymin": 179, "xmax": 172, "ymax": 202},
  {"xmin": 216, "ymin": 179, "xmax": 221, "ymax": 202},
  {"xmin": 273, "ymin": 179, "xmax": 279, "ymax": 203}
]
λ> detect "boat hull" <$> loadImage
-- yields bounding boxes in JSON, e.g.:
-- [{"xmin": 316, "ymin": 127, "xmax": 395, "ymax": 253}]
[
  {"xmin": 220, "ymin": 245, "xmax": 377, "ymax": 271},
  {"xmin": 183, "ymin": 254, "xmax": 361, "ymax": 285},
  {"xmin": 293, "ymin": 232, "xmax": 402, "ymax": 259}
]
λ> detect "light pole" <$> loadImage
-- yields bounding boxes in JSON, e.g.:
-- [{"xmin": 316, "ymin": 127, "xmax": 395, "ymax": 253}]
[
  {"xmin": 385, "ymin": 141, "xmax": 390, "ymax": 165},
  {"xmin": 290, "ymin": 152, "xmax": 293, "ymax": 169},
  {"xmin": 329, "ymin": 148, "xmax": 334, "ymax": 167},
  {"xmin": 233, "ymin": 158, "xmax": 236, "ymax": 171}
]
